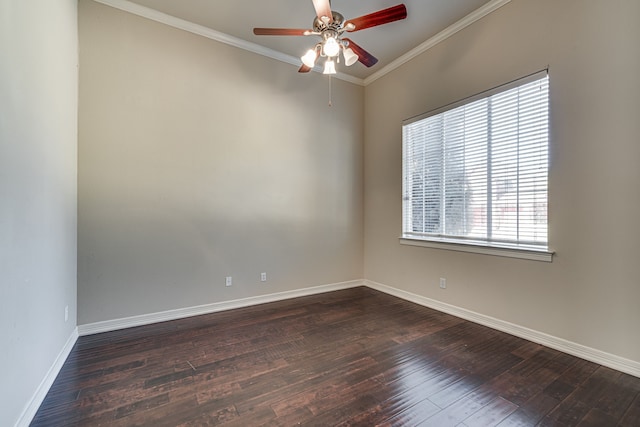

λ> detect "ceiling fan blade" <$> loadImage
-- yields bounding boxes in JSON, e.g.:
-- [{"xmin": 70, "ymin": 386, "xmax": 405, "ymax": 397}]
[
  {"xmin": 312, "ymin": 0, "xmax": 333, "ymax": 23},
  {"xmin": 298, "ymin": 64, "xmax": 312, "ymax": 73},
  {"xmin": 342, "ymin": 38, "xmax": 378, "ymax": 67},
  {"xmin": 253, "ymin": 28, "xmax": 310, "ymax": 36},
  {"xmin": 345, "ymin": 4, "xmax": 407, "ymax": 32}
]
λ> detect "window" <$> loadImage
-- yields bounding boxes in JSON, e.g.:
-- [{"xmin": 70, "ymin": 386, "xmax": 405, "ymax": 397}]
[{"xmin": 402, "ymin": 71, "xmax": 551, "ymax": 260}]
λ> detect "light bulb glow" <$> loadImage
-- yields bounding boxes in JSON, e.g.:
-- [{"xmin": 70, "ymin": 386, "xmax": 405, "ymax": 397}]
[
  {"xmin": 323, "ymin": 59, "xmax": 336, "ymax": 75},
  {"xmin": 323, "ymin": 37, "xmax": 340, "ymax": 57},
  {"xmin": 301, "ymin": 49, "xmax": 318, "ymax": 68}
]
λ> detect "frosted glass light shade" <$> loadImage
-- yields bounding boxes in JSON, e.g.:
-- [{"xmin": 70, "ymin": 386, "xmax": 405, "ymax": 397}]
[
  {"xmin": 301, "ymin": 49, "xmax": 318, "ymax": 68},
  {"xmin": 323, "ymin": 59, "xmax": 336, "ymax": 75},
  {"xmin": 322, "ymin": 37, "xmax": 340, "ymax": 57},
  {"xmin": 343, "ymin": 47, "xmax": 358, "ymax": 66}
]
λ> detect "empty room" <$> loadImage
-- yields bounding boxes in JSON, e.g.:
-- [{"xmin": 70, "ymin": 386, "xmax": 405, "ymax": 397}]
[{"xmin": 1, "ymin": 0, "xmax": 639, "ymax": 425}]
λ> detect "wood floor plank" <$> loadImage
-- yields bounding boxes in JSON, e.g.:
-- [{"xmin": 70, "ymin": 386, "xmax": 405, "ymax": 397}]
[
  {"xmin": 619, "ymin": 393, "xmax": 640, "ymax": 427},
  {"xmin": 379, "ymin": 398, "xmax": 442, "ymax": 427},
  {"xmin": 495, "ymin": 391, "xmax": 559, "ymax": 426},
  {"xmin": 543, "ymin": 377, "xmax": 576, "ymax": 401},
  {"xmin": 417, "ymin": 394, "xmax": 486, "ymax": 426},
  {"xmin": 577, "ymin": 408, "xmax": 619, "ymax": 426},
  {"xmin": 461, "ymin": 396, "xmax": 518, "ymax": 427},
  {"xmin": 30, "ymin": 287, "xmax": 640, "ymax": 426},
  {"xmin": 427, "ymin": 374, "xmax": 486, "ymax": 408}
]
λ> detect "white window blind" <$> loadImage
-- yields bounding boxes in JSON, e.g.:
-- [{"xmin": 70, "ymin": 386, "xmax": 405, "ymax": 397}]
[{"xmin": 402, "ymin": 71, "xmax": 549, "ymax": 249}]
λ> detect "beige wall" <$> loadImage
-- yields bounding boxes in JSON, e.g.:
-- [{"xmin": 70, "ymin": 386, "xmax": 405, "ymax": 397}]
[
  {"xmin": 364, "ymin": 0, "xmax": 640, "ymax": 362},
  {"xmin": 0, "ymin": 0, "xmax": 78, "ymax": 424},
  {"xmin": 78, "ymin": 0, "xmax": 364, "ymax": 324},
  {"xmin": 78, "ymin": 0, "xmax": 640, "ymax": 367}
]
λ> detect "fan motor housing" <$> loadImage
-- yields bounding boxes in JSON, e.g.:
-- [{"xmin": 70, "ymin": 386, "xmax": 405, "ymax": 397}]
[{"xmin": 313, "ymin": 11, "xmax": 345, "ymax": 32}]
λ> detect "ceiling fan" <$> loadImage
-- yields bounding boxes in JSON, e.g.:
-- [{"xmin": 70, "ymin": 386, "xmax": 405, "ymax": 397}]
[{"xmin": 253, "ymin": 0, "xmax": 407, "ymax": 75}]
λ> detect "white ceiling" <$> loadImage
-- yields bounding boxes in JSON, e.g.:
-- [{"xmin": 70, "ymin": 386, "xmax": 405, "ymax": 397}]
[{"xmin": 115, "ymin": 0, "xmax": 499, "ymax": 81}]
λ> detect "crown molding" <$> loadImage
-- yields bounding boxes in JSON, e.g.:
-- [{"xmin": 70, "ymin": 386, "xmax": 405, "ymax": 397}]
[
  {"xmin": 91, "ymin": 0, "xmax": 365, "ymax": 86},
  {"xmin": 91, "ymin": 0, "xmax": 511, "ymax": 87},
  {"xmin": 364, "ymin": 0, "xmax": 512, "ymax": 85}
]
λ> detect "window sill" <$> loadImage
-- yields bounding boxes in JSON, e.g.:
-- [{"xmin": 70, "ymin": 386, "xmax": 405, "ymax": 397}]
[{"xmin": 399, "ymin": 236, "xmax": 554, "ymax": 262}]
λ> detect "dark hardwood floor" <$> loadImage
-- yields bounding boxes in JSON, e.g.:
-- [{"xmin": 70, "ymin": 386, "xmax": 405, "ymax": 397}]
[{"xmin": 32, "ymin": 287, "xmax": 640, "ymax": 426}]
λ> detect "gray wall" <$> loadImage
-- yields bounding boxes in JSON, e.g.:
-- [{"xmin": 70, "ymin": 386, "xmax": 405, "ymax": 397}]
[
  {"xmin": 364, "ymin": 0, "xmax": 640, "ymax": 362},
  {"xmin": 77, "ymin": 0, "xmax": 364, "ymax": 324},
  {"xmin": 0, "ymin": 0, "xmax": 78, "ymax": 425}
]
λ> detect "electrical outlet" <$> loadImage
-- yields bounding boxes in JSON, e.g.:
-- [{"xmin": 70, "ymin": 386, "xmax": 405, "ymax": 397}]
[
  {"xmin": 65, "ymin": 305, "xmax": 69, "ymax": 322},
  {"xmin": 225, "ymin": 276, "xmax": 233, "ymax": 287},
  {"xmin": 260, "ymin": 272, "xmax": 267, "ymax": 282},
  {"xmin": 439, "ymin": 278, "xmax": 447, "ymax": 289}
]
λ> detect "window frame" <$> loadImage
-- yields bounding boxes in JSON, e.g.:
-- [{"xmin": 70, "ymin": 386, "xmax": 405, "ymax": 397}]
[{"xmin": 400, "ymin": 70, "xmax": 554, "ymax": 262}]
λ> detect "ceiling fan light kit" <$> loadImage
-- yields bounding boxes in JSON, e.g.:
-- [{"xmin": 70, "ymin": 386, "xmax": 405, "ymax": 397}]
[{"xmin": 253, "ymin": 0, "xmax": 407, "ymax": 75}]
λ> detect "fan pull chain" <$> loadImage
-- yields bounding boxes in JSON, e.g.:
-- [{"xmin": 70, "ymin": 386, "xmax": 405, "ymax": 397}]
[{"xmin": 328, "ymin": 75, "xmax": 333, "ymax": 107}]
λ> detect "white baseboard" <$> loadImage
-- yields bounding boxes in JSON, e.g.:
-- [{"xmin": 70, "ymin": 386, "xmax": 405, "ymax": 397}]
[
  {"xmin": 78, "ymin": 280, "xmax": 365, "ymax": 336},
  {"xmin": 76, "ymin": 277, "xmax": 640, "ymax": 378},
  {"xmin": 15, "ymin": 327, "xmax": 79, "ymax": 427},
  {"xmin": 365, "ymin": 279, "xmax": 640, "ymax": 379}
]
